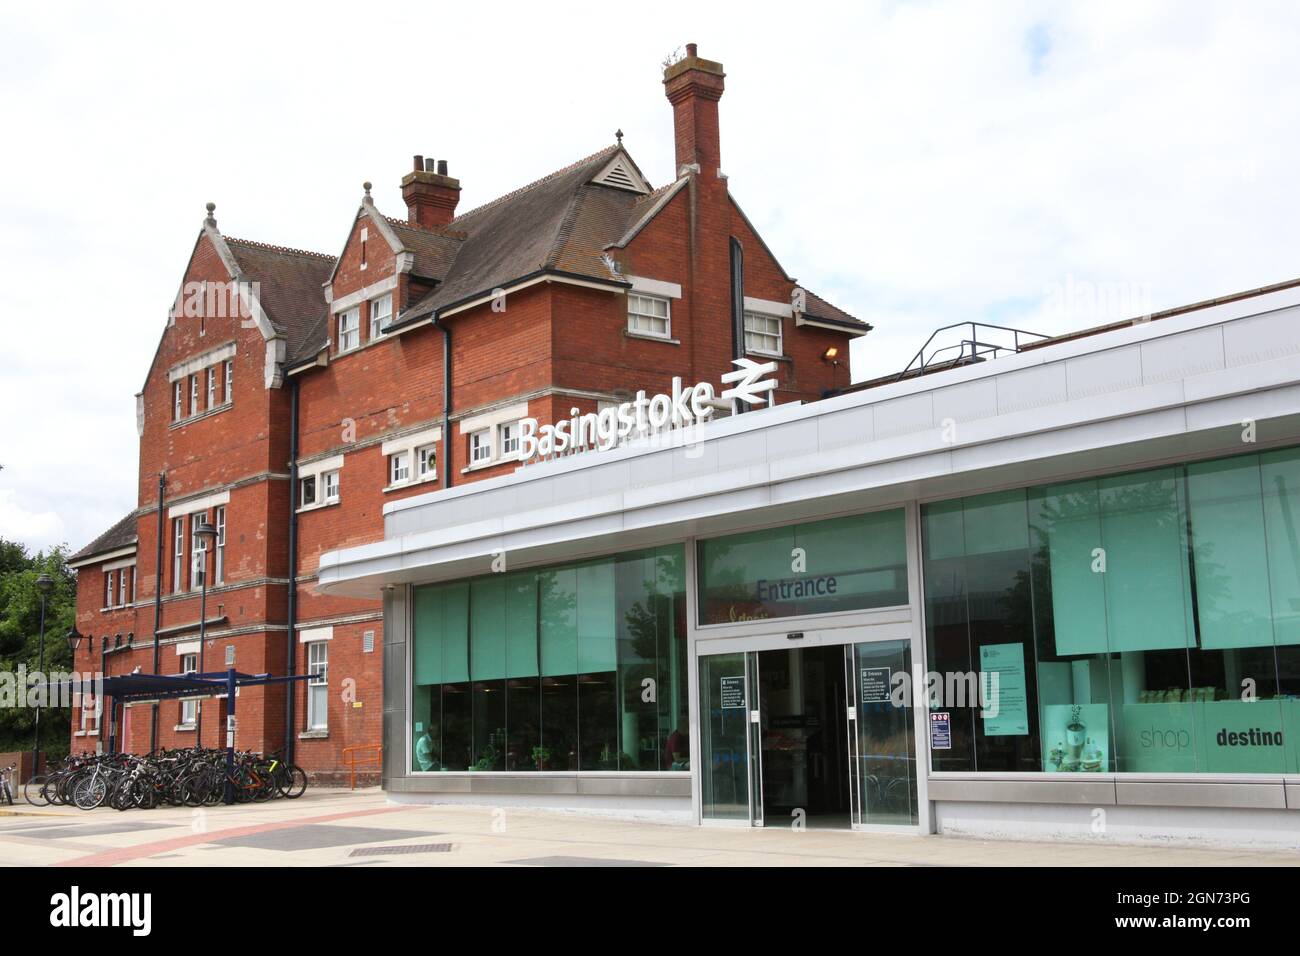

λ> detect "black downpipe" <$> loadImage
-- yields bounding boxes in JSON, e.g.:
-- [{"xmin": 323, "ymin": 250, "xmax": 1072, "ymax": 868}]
[
  {"xmin": 150, "ymin": 472, "xmax": 165, "ymax": 752},
  {"xmin": 728, "ymin": 237, "xmax": 746, "ymax": 413},
  {"xmin": 285, "ymin": 379, "xmax": 300, "ymax": 762},
  {"xmin": 433, "ymin": 317, "xmax": 453, "ymax": 488}
]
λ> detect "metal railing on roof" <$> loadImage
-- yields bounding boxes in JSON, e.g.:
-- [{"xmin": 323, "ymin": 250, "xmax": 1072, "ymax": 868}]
[{"xmin": 895, "ymin": 322, "xmax": 1049, "ymax": 382}]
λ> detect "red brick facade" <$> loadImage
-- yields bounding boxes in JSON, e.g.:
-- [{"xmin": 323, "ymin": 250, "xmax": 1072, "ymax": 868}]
[{"xmin": 67, "ymin": 46, "xmax": 867, "ymax": 780}]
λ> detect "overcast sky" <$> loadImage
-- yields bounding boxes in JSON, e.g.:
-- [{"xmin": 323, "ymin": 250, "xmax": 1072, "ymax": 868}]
[{"xmin": 2, "ymin": 2, "xmax": 1299, "ymax": 556}]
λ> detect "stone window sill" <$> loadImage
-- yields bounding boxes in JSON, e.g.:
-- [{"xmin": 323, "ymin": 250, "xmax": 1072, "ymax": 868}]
[
  {"xmin": 299, "ymin": 729, "xmax": 329, "ymax": 740},
  {"xmin": 624, "ymin": 330, "xmax": 680, "ymax": 345}
]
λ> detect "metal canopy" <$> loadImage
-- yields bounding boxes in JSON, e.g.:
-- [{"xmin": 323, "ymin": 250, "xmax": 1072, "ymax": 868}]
[{"xmin": 53, "ymin": 670, "xmax": 309, "ymax": 705}]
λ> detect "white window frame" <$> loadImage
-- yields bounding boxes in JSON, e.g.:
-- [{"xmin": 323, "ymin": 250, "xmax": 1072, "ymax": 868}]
[
  {"xmin": 189, "ymin": 511, "xmax": 208, "ymax": 592},
  {"xmin": 118, "ymin": 567, "xmax": 128, "ymax": 608},
  {"xmin": 369, "ymin": 292, "xmax": 392, "ymax": 340},
  {"xmin": 189, "ymin": 374, "xmax": 199, "ymax": 417},
  {"xmin": 627, "ymin": 292, "xmax": 671, "ymax": 339},
  {"xmin": 415, "ymin": 445, "xmax": 436, "ymax": 481},
  {"xmin": 174, "ymin": 382, "xmax": 183, "ymax": 421},
  {"xmin": 499, "ymin": 422, "xmax": 519, "ymax": 458},
  {"xmin": 743, "ymin": 310, "xmax": 784, "ymax": 357},
  {"xmin": 469, "ymin": 429, "xmax": 491, "ymax": 465},
  {"xmin": 300, "ymin": 473, "xmax": 318, "ymax": 508},
  {"xmin": 337, "ymin": 307, "xmax": 360, "ymax": 353},
  {"xmin": 306, "ymin": 642, "xmax": 328, "ymax": 730},
  {"xmin": 172, "ymin": 517, "xmax": 185, "ymax": 594},
  {"xmin": 322, "ymin": 469, "xmax": 340, "ymax": 504},
  {"xmin": 105, "ymin": 570, "xmax": 115, "ymax": 609},
  {"xmin": 214, "ymin": 505, "xmax": 226, "ymax": 585},
  {"xmin": 180, "ymin": 653, "xmax": 198, "ymax": 727},
  {"xmin": 207, "ymin": 367, "xmax": 217, "ymax": 410},
  {"xmin": 224, "ymin": 359, "xmax": 233, "ymax": 402},
  {"xmin": 390, "ymin": 451, "xmax": 410, "ymax": 485},
  {"xmin": 79, "ymin": 691, "xmax": 101, "ymax": 735}
]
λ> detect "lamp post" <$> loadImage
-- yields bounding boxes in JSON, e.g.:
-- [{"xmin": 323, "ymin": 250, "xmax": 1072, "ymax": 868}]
[
  {"xmin": 31, "ymin": 573, "xmax": 53, "ymax": 775},
  {"xmin": 192, "ymin": 519, "xmax": 218, "ymax": 747}
]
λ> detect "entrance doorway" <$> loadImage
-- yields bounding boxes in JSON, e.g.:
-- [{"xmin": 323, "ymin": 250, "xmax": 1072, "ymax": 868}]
[
  {"xmin": 757, "ymin": 645, "xmax": 850, "ymax": 829},
  {"xmin": 698, "ymin": 635, "xmax": 919, "ymax": 829}
]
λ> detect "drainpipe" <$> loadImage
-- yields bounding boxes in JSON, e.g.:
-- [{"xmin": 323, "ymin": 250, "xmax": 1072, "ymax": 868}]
[
  {"xmin": 150, "ymin": 472, "xmax": 165, "ymax": 752},
  {"xmin": 728, "ymin": 237, "xmax": 747, "ymax": 414},
  {"xmin": 431, "ymin": 316, "xmax": 453, "ymax": 488},
  {"xmin": 286, "ymin": 379, "xmax": 300, "ymax": 762}
]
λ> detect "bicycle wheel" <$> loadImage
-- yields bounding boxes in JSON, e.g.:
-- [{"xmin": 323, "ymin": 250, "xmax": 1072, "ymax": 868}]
[
  {"xmin": 279, "ymin": 765, "xmax": 308, "ymax": 799},
  {"xmin": 72, "ymin": 774, "xmax": 107, "ymax": 810},
  {"xmin": 179, "ymin": 771, "xmax": 209, "ymax": 808},
  {"xmin": 23, "ymin": 775, "xmax": 49, "ymax": 807}
]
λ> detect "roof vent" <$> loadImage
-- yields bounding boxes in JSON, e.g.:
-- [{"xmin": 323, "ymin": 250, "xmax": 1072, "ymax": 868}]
[{"xmin": 593, "ymin": 156, "xmax": 648, "ymax": 194}]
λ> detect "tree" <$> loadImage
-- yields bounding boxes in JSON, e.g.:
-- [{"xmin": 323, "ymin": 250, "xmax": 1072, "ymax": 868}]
[{"xmin": 0, "ymin": 539, "xmax": 76, "ymax": 760}]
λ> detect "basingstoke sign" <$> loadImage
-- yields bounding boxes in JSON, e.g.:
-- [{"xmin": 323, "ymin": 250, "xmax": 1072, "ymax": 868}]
[{"xmin": 518, "ymin": 358, "xmax": 777, "ymax": 463}]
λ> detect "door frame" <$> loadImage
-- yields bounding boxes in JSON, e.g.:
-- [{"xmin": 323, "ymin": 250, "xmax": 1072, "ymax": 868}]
[{"xmin": 686, "ymin": 502, "xmax": 933, "ymax": 833}]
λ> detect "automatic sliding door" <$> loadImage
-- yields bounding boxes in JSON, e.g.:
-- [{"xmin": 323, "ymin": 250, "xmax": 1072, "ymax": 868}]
[
  {"xmin": 698, "ymin": 652, "xmax": 754, "ymax": 822},
  {"xmin": 851, "ymin": 639, "xmax": 919, "ymax": 827}
]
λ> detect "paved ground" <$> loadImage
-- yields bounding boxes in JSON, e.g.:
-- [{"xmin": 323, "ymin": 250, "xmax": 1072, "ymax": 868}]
[{"xmin": 1, "ymin": 789, "xmax": 1297, "ymax": 867}]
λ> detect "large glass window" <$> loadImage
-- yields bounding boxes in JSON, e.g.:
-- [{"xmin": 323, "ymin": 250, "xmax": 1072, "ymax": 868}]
[
  {"xmin": 697, "ymin": 509, "xmax": 908, "ymax": 626},
  {"xmin": 922, "ymin": 446, "xmax": 1300, "ymax": 775},
  {"xmin": 412, "ymin": 545, "xmax": 689, "ymax": 773}
]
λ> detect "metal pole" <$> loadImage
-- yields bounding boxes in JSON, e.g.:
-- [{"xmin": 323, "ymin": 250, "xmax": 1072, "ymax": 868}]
[
  {"xmin": 197, "ymin": 560, "xmax": 207, "ymax": 748},
  {"xmin": 31, "ymin": 590, "xmax": 47, "ymax": 774},
  {"xmin": 224, "ymin": 668, "xmax": 236, "ymax": 804}
]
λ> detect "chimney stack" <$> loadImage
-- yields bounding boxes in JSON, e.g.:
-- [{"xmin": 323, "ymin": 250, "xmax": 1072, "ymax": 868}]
[
  {"xmin": 663, "ymin": 42, "xmax": 726, "ymax": 176},
  {"xmin": 401, "ymin": 155, "xmax": 461, "ymax": 228}
]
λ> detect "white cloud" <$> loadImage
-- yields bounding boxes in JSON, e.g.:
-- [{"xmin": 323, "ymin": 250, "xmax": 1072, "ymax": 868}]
[{"xmin": 1, "ymin": 1, "xmax": 1298, "ymax": 550}]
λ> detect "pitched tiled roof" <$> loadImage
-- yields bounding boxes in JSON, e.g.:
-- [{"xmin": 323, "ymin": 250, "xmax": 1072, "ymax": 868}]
[
  {"xmin": 804, "ymin": 290, "xmax": 869, "ymax": 330},
  {"xmin": 400, "ymin": 145, "xmax": 646, "ymax": 321},
  {"xmin": 70, "ymin": 511, "xmax": 139, "ymax": 565},
  {"xmin": 225, "ymin": 238, "xmax": 334, "ymax": 362},
  {"xmin": 385, "ymin": 218, "xmax": 465, "ymax": 282}
]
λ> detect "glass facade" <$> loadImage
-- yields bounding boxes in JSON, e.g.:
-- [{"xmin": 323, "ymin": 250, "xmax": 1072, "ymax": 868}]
[
  {"xmin": 411, "ymin": 545, "xmax": 689, "ymax": 772},
  {"xmin": 697, "ymin": 509, "xmax": 908, "ymax": 625},
  {"xmin": 922, "ymin": 447, "xmax": 1300, "ymax": 775}
]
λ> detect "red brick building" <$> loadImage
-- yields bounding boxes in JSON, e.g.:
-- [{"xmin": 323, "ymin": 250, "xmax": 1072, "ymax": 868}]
[{"xmin": 65, "ymin": 45, "xmax": 868, "ymax": 780}]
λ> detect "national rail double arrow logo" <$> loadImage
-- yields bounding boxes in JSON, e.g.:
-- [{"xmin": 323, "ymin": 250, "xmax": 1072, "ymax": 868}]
[{"xmin": 720, "ymin": 357, "xmax": 779, "ymax": 407}]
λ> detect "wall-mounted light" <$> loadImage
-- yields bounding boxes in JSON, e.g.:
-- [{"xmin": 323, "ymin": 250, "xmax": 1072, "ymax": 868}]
[{"xmin": 822, "ymin": 346, "xmax": 839, "ymax": 362}]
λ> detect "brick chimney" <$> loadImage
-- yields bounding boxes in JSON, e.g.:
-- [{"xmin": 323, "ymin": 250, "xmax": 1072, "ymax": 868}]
[
  {"xmin": 663, "ymin": 43, "xmax": 726, "ymax": 176},
  {"xmin": 401, "ymin": 155, "xmax": 461, "ymax": 227}
]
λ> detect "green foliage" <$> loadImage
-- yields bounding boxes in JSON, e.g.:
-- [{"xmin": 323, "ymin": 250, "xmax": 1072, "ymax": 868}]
[{"xmin": 0, "ymin": 538, "xmax": 76, "ymax": 760}]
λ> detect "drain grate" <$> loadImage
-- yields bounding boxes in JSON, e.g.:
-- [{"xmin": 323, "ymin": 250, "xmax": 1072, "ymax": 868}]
[{"xmin": 349, "ymin": 842, "xmax": 453, "ymax": 857}]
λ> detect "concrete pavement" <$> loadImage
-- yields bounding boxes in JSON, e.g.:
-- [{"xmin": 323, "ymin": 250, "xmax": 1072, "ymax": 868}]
[{"xmin": 1, "ymin": 789, "xmax": 1297, "ymax": 867}]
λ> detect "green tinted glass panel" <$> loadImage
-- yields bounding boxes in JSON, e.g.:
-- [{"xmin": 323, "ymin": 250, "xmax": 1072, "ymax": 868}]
[
  {"xmin": 962, "ymin": 489, "xmax": 1028, "ymax": 555},
  {"xmin": 470, "ymin": 577, "xmax": 507, "ymax": 680},
  {"xmin": 1260, "ymin": 447, "xmax": 1300, "ymax": 646},
  {"xmin": 440, "ymin": 582, "xmax": 469, "ymax": 683},
  {"xmin": 1098, "ymin": 470, "xmax": 1194, "ymax": 652},
  {"xmin": 1188, "ymin": 456, "xmax": 1274, "ymax": 650},
  {"xmin": 413, "ymin": 584, "xmax": 442, "ymax": 686},
  {"xmin": 577, "ymin": 561, "xmax": 616, "ymax": 673},
  {"xmin": 1031, "ymin": 481, "xmax": 1108, "ymax": 656},
  {"xmin": 504, "ymin": 572, "xmax": 539, "ymax": 678},
  {"xmin": 697, "ymin": 509, "xmax": 907, "ymax": 625},
  {"xmin": 540, "ymin": 567, "xmax": 578, "ymax": 676}
]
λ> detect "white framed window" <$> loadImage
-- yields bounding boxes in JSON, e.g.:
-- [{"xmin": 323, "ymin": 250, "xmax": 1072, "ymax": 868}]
[
  {"xmin": 105, "ymin": 570, "xmax": 115, "ymax": 609},
  {"xmin": 118, "ymin": 567, "xmax": 128, "ymax": 607},
  {"xmin": 470, "ymin": 429, "xmax": 491, "ymax": 464},
  {"xmin": 173, "ymin": 382, "xmax": 183, "ymax": 421},
  {"xmin": 172, "ymin": 517, "xmax": 185, "ymax": 593},
  {"xmin": 180, "ymin": 652, "xmax": 198, "ymax": 727},
  {"xmin": 79, "ymin": 692, "xmax": 101, "ymax": 735},
  {"xmin": 189, "ymin": 375, "xmax": 199, "ymax": 416},
  {"xmin": 307, "ymin": 642, "xmax": 328, "ymax": 730},
  {"xmin": 224, "ymin": 359, "xmax": 233, "ymax": 402},
  {"xmin": 416, "ymin": 445, "xmax": 436, "ymax": 481},
  {"xmin": 390, "ymin": 451, "xmax": 410, "ymax": 485},
  {"xmin": 337, "ymin": 307, "xmax": 360, "ymax": 353},
  {"xmin": 627, "ymin": 292, "xmax": 671, "ymax": 338},
  {"xmin": 499, "ymin": 422, "xmax": 520, "ymax": 458},
  {"xmin": 300, "ymin": 474, "xmax": 317, "ymax": 508},
  {"xmin": 369, "ymin": 293, "xmax": 392, "ymax": 340},
  {"xmin": 322, "ymin": 469, "xmax": 340, "ymax": 503},
  {"xmin": 207, "ymin": 367, "xmax": 217, "ymax": 409},
  {"xmin": 214, "ymin": 506, "xmax": 226, "ymax": 585},
  {"xmin": 743, "ymin": 311, "xmax": 783, "ymax": 356},
  {"xmin": 190, "ymin": 511, "xmax": 208, "ymax": 591}
]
